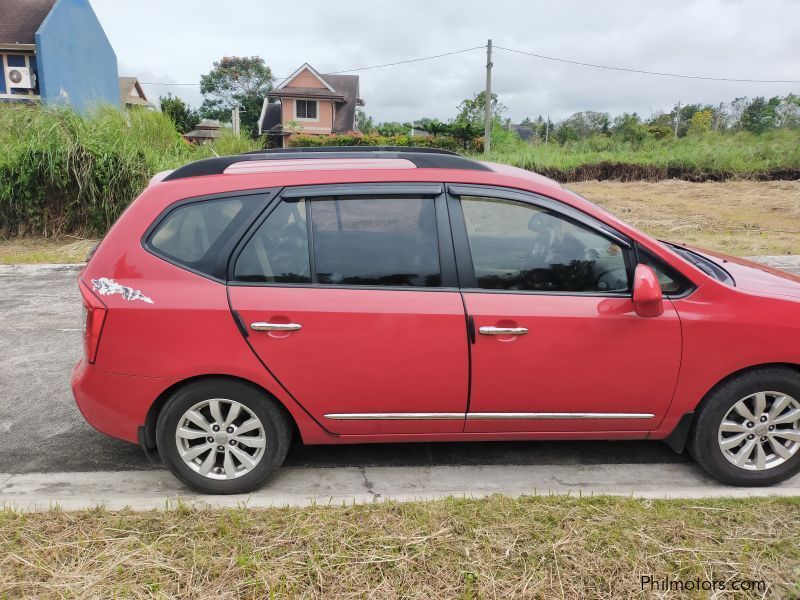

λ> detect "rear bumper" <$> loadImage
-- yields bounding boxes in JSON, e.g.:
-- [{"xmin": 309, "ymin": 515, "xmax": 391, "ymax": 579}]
[{"xmin": 71, "ymin": 358, "xmax": 172, "ymax": 444}]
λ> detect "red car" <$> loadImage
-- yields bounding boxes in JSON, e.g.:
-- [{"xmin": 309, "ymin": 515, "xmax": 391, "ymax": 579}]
[{"xmin": 72, "ymin": 148, "xmax": 800, "ymax": 494}]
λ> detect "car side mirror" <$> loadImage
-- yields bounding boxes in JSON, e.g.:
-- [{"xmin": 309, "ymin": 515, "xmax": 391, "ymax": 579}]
[{"xmin": 633, "ymin": 264, "xmax": 664, "ymax": 317}]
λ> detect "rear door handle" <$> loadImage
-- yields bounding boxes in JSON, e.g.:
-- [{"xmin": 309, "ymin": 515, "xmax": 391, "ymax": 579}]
[
  {"xmin": 479, "ymin": 326, "xmax": 528, "ymax": 336},
  {"xmin": 250, "ymin": 322, "xmax": 302, "ymax": 332}
]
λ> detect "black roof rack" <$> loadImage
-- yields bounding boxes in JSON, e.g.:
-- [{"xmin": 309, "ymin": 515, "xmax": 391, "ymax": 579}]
[{"xmin": 161, "ymin": 146, "xmax": 490, "ymax": 181}]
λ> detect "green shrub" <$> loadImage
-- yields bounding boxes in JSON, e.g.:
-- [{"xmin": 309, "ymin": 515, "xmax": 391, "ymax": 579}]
[
  {"xmin": 0, "ymin": 103, "xmax": 259, "ymax": 237},
  {"xmin": 287, "ymin": 132, "xmax": 482, "ymax": 153}
]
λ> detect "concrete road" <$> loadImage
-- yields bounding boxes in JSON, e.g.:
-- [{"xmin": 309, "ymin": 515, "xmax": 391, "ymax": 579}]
[{"xmin": 1, "ymin": 257, "xmax": 798, "ymax": 507}]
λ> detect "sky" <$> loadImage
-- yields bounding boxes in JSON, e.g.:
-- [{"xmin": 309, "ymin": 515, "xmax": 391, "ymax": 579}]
[{"xmin": 91, "ymin": 0, "xmax": 800, "ymax": 124}]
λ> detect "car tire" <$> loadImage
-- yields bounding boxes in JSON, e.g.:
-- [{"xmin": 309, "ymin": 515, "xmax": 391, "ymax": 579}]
[
  {"xmin": 156, "ymin": 379, "xmax": 292, "ymax": 494},
  {"xmin": 688, "ymin": 367, "xmax": 800, "ymax": 486}
]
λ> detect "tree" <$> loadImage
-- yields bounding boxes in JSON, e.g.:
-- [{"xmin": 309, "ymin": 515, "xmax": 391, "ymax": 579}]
[
  {"xmin": 686, "ymin": 109, "xmax": 713, "ymax": 136},
  {"xmin": 199, "ymin": 56, "xmax": 274, "ymax": 138},
  {"xmin": 158, "ymin": 94, "xmax": 200, "ymax": 134},
  {"xmin": 356, "ymin": 109, "xmax": 374, "ymax": 134},
  {"xmin": 376, "ymin": 121, "xmax": 411, "ymax": 136},
  {"xmin": 455, "ymin": 91, "xmax": 506, "ymax": 126},
  {"xmin": 739, "ymin": 96, "xmax": 781, "ymax": 133},
  {"xmin": 611, "ymin": 112, "xmax": 648, "ymax": 146}
]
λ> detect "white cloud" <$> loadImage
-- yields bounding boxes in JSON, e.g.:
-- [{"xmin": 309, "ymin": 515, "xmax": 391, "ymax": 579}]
[{"xmin": 92, "ymin": 0, "xmax": 800, "ymax": 123}]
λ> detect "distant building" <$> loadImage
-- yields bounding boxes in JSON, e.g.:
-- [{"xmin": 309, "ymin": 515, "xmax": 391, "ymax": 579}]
[
  {"xmin": 118, "ymin": 76, "xmax": 151, "ymax": 108},
  {"xmin": 509, "ymin": 124, "xmax": 535, "ymax": 141},
  {"xmin": 184, "ymin": 119, "xmax": 224, "ymax": 144},
  {"xmin": 0, "ymin": 0, "xmax": 120, "ymax": 112},
  {"xmin": 258, "ymin": 63, "xmax": 364, "ymax": 147}
]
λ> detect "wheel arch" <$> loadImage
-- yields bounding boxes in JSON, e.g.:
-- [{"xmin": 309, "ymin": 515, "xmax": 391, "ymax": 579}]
[
  {"xmin": 694, "ymin": 362, "xmax": 800, "ymax": 414},
  {"xmin": 660, "ymin": 362, "xmax": 800, "ymax": 453},
  {"xmin": 141, "ymin": 374, "xmax": 302, "ymax": 452}
]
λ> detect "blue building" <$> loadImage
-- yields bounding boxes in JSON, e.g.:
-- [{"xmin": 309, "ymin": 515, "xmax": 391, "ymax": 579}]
[{"xmin": 0, "ymin": 0, "xmax": 120, "ymax": 112}]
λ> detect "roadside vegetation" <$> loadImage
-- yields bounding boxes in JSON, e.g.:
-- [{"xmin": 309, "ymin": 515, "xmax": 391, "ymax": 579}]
[
  {"xmin": 1, "ymin": 495, "xmax": 798, "ymax": 598},
  {"xmin": 0, "ymin": 103, "xmax": 259, "ymax": 238}
]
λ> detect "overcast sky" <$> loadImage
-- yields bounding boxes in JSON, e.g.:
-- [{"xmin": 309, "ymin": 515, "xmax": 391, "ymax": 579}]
[{"xmin": 91, "ymin": 0, "xmax": 799, "ymax": 123}]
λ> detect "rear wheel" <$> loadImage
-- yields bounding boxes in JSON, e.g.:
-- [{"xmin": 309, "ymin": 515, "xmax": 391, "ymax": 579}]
[
  {"xmin": 688, "ymin": 368, "xmax": 800, "ymax": 486},
  {"xmin": 156, "ymin": 379, "xmax": 292, "ymax": 494}
]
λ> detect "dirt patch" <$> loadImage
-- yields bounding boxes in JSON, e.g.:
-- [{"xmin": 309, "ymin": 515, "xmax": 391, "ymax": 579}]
[
  {"xmin": 0, "ymin": 237, "xmax": 97, "ymax": 264},
  {"xmin": 568, "ymin": 180, "xmax": 800, "ymax": 256}
]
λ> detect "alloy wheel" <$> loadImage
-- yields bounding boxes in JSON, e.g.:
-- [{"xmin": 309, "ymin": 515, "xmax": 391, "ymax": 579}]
[
  {"xmin": 175, "ymin": 398, "xmax": 266, "ymax": 480},
  {"xmin": 717, "ymin": 391, "xmax": 800, "ymax": 471}
]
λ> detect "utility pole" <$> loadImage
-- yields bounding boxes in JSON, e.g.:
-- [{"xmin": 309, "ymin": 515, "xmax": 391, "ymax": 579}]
[
  {"xmin": 232, "ymin": 107, "xmax": 241, "ymax": 136},
  {"xmin": 673, "ymin": 100, "xmax": 681, "ymax": 139},
  {"xmin": 484, "ymin": 39, "xmax": 493, "ymax": 154},
  {"xmin": 545, "ymin": 115, "xmax": 550, "ymax": 144}
]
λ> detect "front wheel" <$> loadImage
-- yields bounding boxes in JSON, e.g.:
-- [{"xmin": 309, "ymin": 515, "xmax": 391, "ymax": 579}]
[
  {"xmin": 156, "ymin": 379, "xmax": 292, "ymax": 494},
  {"xmin": 688, "ymin": 368, "xmax": 800, "ymax": 486}
]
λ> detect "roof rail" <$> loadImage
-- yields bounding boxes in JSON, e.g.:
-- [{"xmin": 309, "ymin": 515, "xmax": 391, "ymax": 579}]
[{"xmin": 161, "ymin": 146, "xmax": 490, "ymax": 181}]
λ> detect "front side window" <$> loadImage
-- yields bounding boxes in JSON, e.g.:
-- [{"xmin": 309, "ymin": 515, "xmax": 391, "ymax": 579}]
[
  {"xmin": 295, "ymin": 99, "xmax": 317, "ymax": 119},
  {"xmin": 461, "ymin": 196, "xmax": 629, "ymax": 293},
  {"xmin": 311, "ymin": 197, "xmax": 441, "ymax": 287},
  {"xmin": 234, "ymin": 201, "xmax": 311, "ymax": 283}
]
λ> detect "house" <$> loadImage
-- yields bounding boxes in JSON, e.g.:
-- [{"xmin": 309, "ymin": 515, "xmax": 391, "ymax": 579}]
[
  {"xmin": 183, "ymin": 119, "xmax": 224, "ymax": 144},
  {"xmin": 118, "ymin": 76, "xmax": 151, "ymax": 108},
  {"xmin": 0, "ymin": 0, "xmax": 120, "ymax": 112},
  {"xmin": 258, "ymin": 63, "xmax": 364, "ymax": 146}
]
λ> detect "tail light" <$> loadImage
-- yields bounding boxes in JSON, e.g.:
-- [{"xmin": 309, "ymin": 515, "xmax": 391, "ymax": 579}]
[{"xmin": 79, "ymin": 280, "xmax": 107, "ymax": 364}]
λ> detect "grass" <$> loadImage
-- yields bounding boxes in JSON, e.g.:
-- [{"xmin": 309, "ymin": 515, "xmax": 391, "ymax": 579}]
[
  {"xmin": 2, "ymin": 180, "xmax": 797, "ymax": 263},
  {"xmin": 481, "ymin": 129, "xmax": 800, "ymax": 179},
  {"xmin": 0, "ymin": 495, "xmax": 797, "ymax": 598}
]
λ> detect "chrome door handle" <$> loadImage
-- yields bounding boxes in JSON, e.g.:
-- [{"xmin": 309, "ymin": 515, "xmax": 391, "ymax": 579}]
[
  {"xmin": 250, "ymin": 322, "xmax": 302, "ymax": 332},
  {"xmin": 479, "ymin": 326, "xmax": 528, "ymax": 336}
]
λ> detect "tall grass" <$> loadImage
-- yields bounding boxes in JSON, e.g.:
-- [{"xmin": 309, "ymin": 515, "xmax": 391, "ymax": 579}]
[
  {"xmin": 480, "ymin": 129, "xmax": 800, "ymax": 179},
  {"xmin": 0, "ymin": 103, "xmax": 259, "ymax": 237}
]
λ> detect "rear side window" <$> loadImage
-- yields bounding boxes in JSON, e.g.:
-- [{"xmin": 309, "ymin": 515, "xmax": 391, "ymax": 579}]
[
  {"xmin": 234, "ymin": 201, "xmax": 311, "ymax": 283},
  {"xmin": 148, "ymin": 196, "xmax": 262, "ymax": 279},
  {"xmin": 311, "ymin": 197, "xmax": 441, "ymax": 287}
]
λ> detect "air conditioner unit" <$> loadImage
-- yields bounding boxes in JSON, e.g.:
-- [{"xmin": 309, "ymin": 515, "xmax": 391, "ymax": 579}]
[{"xmin": 7, "ymin": 66, "xmax": 34, "ymax": 89}]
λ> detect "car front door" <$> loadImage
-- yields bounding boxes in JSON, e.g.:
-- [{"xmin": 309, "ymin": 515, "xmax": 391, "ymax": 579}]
[
  {"xmin": 227, "ymin": 184, "xmax": 469, "ymax": 435},
  {"xmin": 447, "ymin": 185, "xmax": 683, "ymax": 434}
]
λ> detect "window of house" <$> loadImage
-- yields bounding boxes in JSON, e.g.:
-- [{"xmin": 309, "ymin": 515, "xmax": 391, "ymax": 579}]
[
  {"xmin": 296, "ymin": 99, "xmax": 317, "ymax": 119},
  {"xmin": 311, "ymin": 197, "xmax": 441, "ymax": 287},
  {"xmin": 461, "ymin": 196, "xmax": 630, "ymax": 293},
  {"xmin": 233, "ymin": 201, "xmax": 311, "ymax": 283}
]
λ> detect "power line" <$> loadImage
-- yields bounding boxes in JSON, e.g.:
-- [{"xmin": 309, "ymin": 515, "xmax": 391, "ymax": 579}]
[
  {"xmin": 494, "ymin": 45, "xmax": 800, "ymax": 84},
  {"xmin": 139, "ymin": 45, "xmax": 485, "ymax": 86}
]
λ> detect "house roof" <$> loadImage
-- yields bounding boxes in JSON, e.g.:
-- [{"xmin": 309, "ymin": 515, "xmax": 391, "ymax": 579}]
[
  {"xmin": 0, "ymin": 0, "xmax": 57, "ymax": 45},
  {"xmin": 118, "ymin": 77, "xmax": 150, "ymax": 107},
  {"xmin": 263, "ymin": 64, "xmax": 363, "ymax": 134}
]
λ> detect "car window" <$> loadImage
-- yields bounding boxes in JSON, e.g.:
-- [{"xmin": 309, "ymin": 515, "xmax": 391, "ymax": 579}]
[
  {"xmin": 233, "ymin": 201, "xmax": 311, "ymax": 283},
  {"xmin": 311, "ymin": 197, "xmax": 441, "ymax": 287},
  {"xmin": 149, "ymin": 197, "xmax": 246, "ymax": 274},
  {"xmin": 460, "ymin": 196, "xmax": 629, "ymax": 293}
]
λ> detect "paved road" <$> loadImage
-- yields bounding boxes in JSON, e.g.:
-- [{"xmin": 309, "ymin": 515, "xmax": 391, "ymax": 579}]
[{"xmin": 1, "ymin": 258, "xmax": 798, "ymax": 481}]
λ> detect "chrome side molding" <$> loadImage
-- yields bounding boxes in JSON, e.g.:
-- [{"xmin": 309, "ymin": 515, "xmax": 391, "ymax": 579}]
[
  {"xmin": 324, "ymin": 412, "xmax": 465, "ymax": 420},
  {"xmin": 323, "ymin": 412, "xmax": 655, "ymax": 421}
]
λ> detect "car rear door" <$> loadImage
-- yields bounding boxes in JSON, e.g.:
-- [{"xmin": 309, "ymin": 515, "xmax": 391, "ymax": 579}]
[
  {"xmin": 447, "ymin": 185, "xmax": 682, "ymax": 434},
  {"xmin": 227, "ymin": 183, "xmax": 470, "ymax": 435}
]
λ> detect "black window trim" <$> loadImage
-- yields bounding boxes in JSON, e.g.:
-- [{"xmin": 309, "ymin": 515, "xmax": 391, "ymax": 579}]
[
  {"xmin": 142, "ymin": 188, "xmax": 278, "ymax": 284},
  {"xmin": 446, "ymin": 183, "xmax": 636, "ymax": 298},
  {"xmin": 634, "ymin": 243, "xmax": 699, "ymax": 299},
  {"xmin": 227, "ymin": 182, "xmax": 459, "ymax": 291}
]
